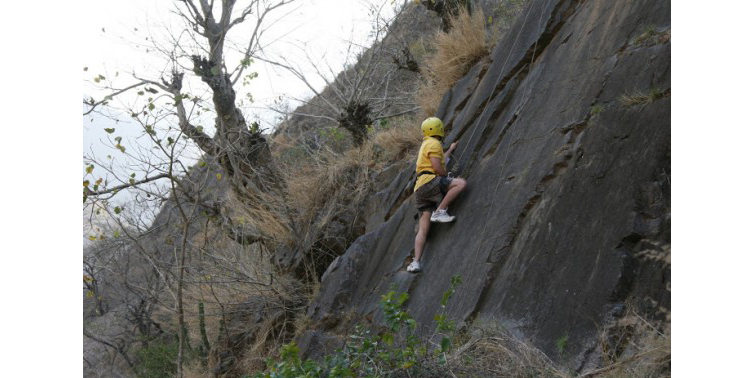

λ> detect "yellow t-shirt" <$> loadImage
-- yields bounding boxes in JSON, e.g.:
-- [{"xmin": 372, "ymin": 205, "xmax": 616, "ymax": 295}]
[{"xmin": 414, "ymin": 136, "xmax": 445, "ymax": 192}]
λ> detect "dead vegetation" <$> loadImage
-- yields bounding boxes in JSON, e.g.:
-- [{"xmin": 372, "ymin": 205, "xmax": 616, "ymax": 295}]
[
  {"xmin": 417, "ymin": 9, "xmax": 489, "ymax": 116},
  {"xmin": 588, "ymin": 310, "xmax": 671, "ymax": 378},
  {"xmin": 418, "ymin": 313, "xmax": 670, "ymax": 378},
  {"xmin": 436, "ymin": 324, "xmax": 567, "ymax": 378},
  {"xmin": 619, "ymin": 88, "xmax": 667, "ymax": 107}
]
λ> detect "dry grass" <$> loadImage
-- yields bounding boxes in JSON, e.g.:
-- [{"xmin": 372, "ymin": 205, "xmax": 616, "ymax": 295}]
[
  {"xmin": 632, "ymin": 26, "xmax": 670, "ymax": 46},
  {"xmin": 282, "ymin": 141, "xmax": 374, "ymax": 227},
  {"xmin": 435, "ymin": 323, "xmax": 567, "ymax": 378},
  {"xmin": 619, "ymin": 88, "xmax": 666, "ymax": 106},
  {"xmin": 373, "ymin": 115, "xmax": 423, "ymax": 163},
  {"xmin": 278, "ymin": 113, "xmax": 424, "ymax": 230},
  {"xmin": 417, "ymin": 9, "xmax": 488, "ymax": 116},
  {"xmin": 587, "ymin": 311, "xmax": 671, "ymax": 378},
  {"xmin": 418, "ymin": 313, "xmax": 670, "ymax": 378}
]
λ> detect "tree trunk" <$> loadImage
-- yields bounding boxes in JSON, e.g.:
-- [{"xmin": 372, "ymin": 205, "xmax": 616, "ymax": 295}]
[
  {"xmin": 176, "ymin": 222, "xmax": 189, "ymax": 378},
  {"xmin": 198, "ymin": 301, "xmax": 211, "ymax": 365}
]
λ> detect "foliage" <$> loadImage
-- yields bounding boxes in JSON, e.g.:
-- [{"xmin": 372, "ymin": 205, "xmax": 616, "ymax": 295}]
[
  {"xmin": 590, "ymin": 104, "xmax": 605, "ymax": 115},
  {"xmin": 253, "ymin": 275, "xmax": 463, "ymax": 377},
  {"xmin": 134, "ymin": 338, "xmax": 181, "ymax": 378},
  {"xmin": 555, "ymin": 334, "xmax": 568, "ymax": 357}
]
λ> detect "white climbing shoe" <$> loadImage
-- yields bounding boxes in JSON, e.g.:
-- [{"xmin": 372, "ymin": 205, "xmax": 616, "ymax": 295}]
[
  {"xmin": 430, "ymin": 208, "xmax": 456, "ymax": 223},
  {"xmin": 407, "ymin": 261, "xmax": 421, "ymax": 273}
]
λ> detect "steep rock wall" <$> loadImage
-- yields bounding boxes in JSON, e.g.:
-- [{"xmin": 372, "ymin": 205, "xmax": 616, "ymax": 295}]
[{"xmin": 301, "ymin": 0, "xmax": 670, "ymax": 369}]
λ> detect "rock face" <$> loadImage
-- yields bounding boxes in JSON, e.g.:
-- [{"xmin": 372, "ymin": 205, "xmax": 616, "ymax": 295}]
[{"xmin": 302, "ymin": 0, "xmax": 670, "ymax": 369}]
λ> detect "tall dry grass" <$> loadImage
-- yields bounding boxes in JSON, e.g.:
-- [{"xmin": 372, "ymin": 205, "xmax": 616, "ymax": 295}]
[
  {"xmin": 422, "ymin": 314, "xmax": 670, "ymax": 378},
  {"xmin": 374, "ymin": 115, "xmax": 423, "ymax": 163},
  {"xmin": 417, "ymin": 9, "xmax": 488, "ymax": 116},
  {"xmin": 278, "ymin": 115, "xmax": 422, "ymax": 230}
]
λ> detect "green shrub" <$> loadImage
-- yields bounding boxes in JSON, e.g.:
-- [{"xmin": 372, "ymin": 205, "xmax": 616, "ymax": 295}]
[
  {"xmin": 134, "ymin": 339, "xmax": 179, "ymax": 378},
  {"xmin": 253, "ymin": 275, "xmax": 463, "ymax": 378}
]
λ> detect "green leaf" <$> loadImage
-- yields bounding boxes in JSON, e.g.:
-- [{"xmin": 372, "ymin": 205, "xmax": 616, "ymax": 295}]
[
  {"xmin": 104, "ymin": 128, "xmax": 115, "ymax": 134},
  {"xmin": 83, "ymin": 180, "xmax": 90, "ymax": 187},
  {"xmin": 441, "ymin": 337, "xmax": 451, "ymax": 353},
  {"xmin": 114, "ymin": 136, "xmax": 122, "ymax": 143},
  {"xmin": 199, "ymin": 160, "xmax": 207, "ymax": 167},
  {"xmin": 114, "ymin": 206, "xmax": 122, "ymax": 214},
  {"xmin": 196, "ymin": 126, "xmax": 203, "ymax": 133},
  {"xmin": 211, "ymin": 66, "xmax": 221, "ymax": 76},
  {"xmin": 216, "ymin": 173, "xmax": 222, "ymax": 180},
  {"xmin": 130, "ymin": 173, "xmax": 136, "ymax": 178},
  {"xmin": 86, "ymin": 165, "xmax": 94, "ymax": 174},
  {"xmin": 148, "ymin": 102, "xmax": 155, "ymax": 111},
  {"xmin": 167, "ymin": 137, "xmax": 174, "ymax": 146},
  {"xmin": 382, "ymin": 333, "xmax": 394, "ymax": 346},
  {"xmin": 137, "ymin": 90, "xmax": 144, "ymax": 96},
  {"xmin": 129, "ymin": 178, "xmax": 135, "ymax": 185}
]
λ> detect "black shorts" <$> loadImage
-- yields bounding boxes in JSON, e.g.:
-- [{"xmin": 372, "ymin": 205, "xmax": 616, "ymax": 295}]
[{"xmin": 415, "ymin": 176, "xmax": 453, "ymax": 212}]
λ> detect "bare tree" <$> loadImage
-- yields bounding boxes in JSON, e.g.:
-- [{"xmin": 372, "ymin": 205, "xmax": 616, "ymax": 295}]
[{"xmin": 84, "ymin": 0, "xmax": 297, "ymax": 248}]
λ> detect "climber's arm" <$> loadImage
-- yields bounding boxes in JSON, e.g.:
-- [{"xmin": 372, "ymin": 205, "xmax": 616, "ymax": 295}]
[
  {"xmin": 430, "ymin": 157, "xmax": 447, "ymax": 176},
  {"xmin": 444, "ymin": 141, "xmax": 458, "ymax": 161}
]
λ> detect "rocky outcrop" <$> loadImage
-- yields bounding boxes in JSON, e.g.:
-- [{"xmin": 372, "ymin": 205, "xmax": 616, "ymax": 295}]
[{"xmin": 301, "ymin": 0, "xmax": 670, "ymax": 370}]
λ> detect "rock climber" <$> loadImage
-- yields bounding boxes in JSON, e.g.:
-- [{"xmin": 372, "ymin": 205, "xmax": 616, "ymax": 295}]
[{"xmin": 407, "ymin": 117, "xmax": 467, "ymax": 273}]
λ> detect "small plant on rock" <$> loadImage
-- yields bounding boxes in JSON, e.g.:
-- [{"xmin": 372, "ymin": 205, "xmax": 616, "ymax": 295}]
[{"xmin": 619, "ymin": 87, "xmax": 666, "ymax": 106}]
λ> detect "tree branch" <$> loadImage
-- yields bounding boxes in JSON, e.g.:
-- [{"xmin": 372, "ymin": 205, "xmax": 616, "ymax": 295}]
[
  {"xmin": 85, "ymin": 173, "xmax": 171, "ymax": 197},
  {"xmin": 83, "ymin": 81, "xmax": 150, "ymax": 116}
]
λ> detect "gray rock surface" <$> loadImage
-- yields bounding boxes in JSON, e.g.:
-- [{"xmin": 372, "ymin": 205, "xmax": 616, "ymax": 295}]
[{"xmin": 301, "ymin": 0, "xmax": 670, "ymax": 369}]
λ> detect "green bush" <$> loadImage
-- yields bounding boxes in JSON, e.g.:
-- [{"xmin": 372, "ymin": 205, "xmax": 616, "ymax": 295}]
[
  {"xmin": 134, "ymin": 339, "xmax": 179, "ymax": 378},
  {"xmin": 252, "ymin": 275, "xmax": 463, "ymax": 378}
]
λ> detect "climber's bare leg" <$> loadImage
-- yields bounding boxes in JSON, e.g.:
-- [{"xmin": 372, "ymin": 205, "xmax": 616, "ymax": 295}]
[
  {"xmin": 437, "ymin": 178, "xmax": 467, "ymax": 211},
  {"xmin": 413, "ymin": 211, "xmax": 432, "ymax": 262}
]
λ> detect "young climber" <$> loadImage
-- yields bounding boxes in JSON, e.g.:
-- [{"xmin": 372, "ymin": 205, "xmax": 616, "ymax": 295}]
[{"xmin": 407, "ymin": 117, "xmax": 467, "ymax": 273}]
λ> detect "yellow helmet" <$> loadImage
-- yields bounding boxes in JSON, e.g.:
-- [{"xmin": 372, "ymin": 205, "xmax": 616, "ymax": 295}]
[{"xmin": 421, "ymin": 117, "xmax": 444, "ymax": 138}]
